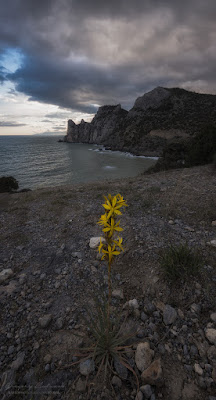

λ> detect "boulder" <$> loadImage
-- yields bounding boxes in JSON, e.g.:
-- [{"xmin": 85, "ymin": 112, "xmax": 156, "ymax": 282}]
[
  {"xmin": 141, "ymin": 359, "xmax": 163, "ymax": 387},
  {"xmin": 0, "ymin": 176, "xmax": 19, "ymax": 192},
  {"xmin": 135, "ymin": 342, "xmax": 154, "ymax": 372}
]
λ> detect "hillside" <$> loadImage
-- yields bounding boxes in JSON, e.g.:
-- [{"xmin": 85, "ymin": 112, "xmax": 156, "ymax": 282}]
[
  {"xmin": 0, "ymin": 165, "xmax": 216, "ymax": 399},
  {"xmin": 64, "ymin": 87, "xmax": 216, "ymax": 156}
]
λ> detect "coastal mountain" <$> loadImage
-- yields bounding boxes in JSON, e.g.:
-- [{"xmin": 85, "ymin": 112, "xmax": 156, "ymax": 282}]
[{"xmin": 64, "ymin": 87, "xmax": 216, "ymax": 156}]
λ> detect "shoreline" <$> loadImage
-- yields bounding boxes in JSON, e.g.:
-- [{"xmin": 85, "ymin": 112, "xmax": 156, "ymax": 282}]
[
  {"xmin": 0, "ymin": 136, "xmax": 158, "ymax": 191},
  {"xmin": 62, "ymin": 138, "xmax": 162, "ymax": 158},
  {"xmin": 87, "ymin": 143, "xmax": 160, "ymax": 160},
  {"xmin": 1, "ymin": 162, "xmax": 209, "ymax": 194}
]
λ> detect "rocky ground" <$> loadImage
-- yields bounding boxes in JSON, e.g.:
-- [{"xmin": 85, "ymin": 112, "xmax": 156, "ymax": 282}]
[{"xmin": 0, "ymin": 164, "xmax": 216, "ymax": 400}]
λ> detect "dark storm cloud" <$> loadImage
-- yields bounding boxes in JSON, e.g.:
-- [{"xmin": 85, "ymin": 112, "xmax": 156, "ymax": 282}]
[
  {"xmin": 1, "ymin": 0, "xmax": 216, "ymax": 112},
  {"xmin": 0, "ymin": 121, "xmax": 26, "ymax": 127},
  {"xmin": 7, "ymin": 54, "xmax": 108, "ymax": 112}
]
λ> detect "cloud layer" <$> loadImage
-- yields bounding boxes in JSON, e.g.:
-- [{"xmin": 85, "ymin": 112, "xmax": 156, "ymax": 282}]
[
  {"xmin": 0, "ymin": 121, "xmax": 26, "ymax": 127},
  {"xmin": 1, "ymin": 0, "xmax": 216, "ymax": 115}
]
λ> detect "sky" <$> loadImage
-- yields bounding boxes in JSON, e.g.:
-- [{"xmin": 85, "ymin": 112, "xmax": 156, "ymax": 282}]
[{"xmin": 0, "ymin": 0, "xmax": 216, "ymax": 135}]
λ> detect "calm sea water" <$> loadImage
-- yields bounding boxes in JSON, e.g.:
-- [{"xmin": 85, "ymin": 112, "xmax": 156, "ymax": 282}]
[{"xmin": 0, "ymin": 135, "xmax": 157, "ymax": 189}]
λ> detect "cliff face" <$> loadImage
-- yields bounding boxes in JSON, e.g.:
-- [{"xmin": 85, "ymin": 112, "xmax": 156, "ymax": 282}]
[
  {"xmin": 64, "ymin": 87, "xmax": 216, "ymax": 156},
  {"xmin": 66, "ymin": 104, "xmax": 128, "ymax": 148}
]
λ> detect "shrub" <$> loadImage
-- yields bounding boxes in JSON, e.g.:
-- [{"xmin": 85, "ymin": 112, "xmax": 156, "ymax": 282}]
[
  {"xmin": 0, "ymin": 176, "xmax": 19, "ymax": 193},
  {"xmin": 146, "ymin": 139, "xmax": 189, "ymax": 173},
  {"xmin": 160, "ymin": 243, "xmax": 203, "ymax": 280},
  {"xmin": 187, "ymin": 125, "xmax": 216, "ymax": 166},
  {"xmin": 146, "ymin": 125, "xmax": 216, "ymax": 173}
]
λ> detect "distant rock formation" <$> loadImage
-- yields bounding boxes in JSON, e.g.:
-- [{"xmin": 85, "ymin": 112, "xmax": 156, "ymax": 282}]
[{"xmin": 64, "ymin": 87, "xmax": 216, "ymax": 156}]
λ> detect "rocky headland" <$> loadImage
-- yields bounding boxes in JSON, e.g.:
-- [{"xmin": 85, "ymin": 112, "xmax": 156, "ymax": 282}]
[
  {"xmin": 0, "ymin": 164, "xmax": 216, "ymax": 399},
  {"xmin": 64, "ymin": 87, "xmax": 216, "ymax": 157}
]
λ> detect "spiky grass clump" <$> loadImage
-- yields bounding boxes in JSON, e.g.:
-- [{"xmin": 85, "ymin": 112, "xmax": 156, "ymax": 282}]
[
  {"xmin": 160, "ymin": 243, "xmax": 203, "ymax": 280},
  {"xmin": 82, "ymin": 296, "xmax": 137, "ymax": 381}
]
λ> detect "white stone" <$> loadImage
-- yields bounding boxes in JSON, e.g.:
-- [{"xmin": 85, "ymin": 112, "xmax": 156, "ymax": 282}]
[
  {"xmin": 89, "ymin": 237, "xmax": 105, "ymax": 249},
  {"xmin": 211, "ymin": 221, "xmax": 216, "ymax": 226},
  {"xmin": 209, "ymin": 239, "xmax": 216, "ymax": 248},
  {"xmin": 128, "ymin": 298, "xmax": 139, "ymax": 309},
  {"xmin": 0, "ymin": 269, "xmax": 13, "ymax": 284}
]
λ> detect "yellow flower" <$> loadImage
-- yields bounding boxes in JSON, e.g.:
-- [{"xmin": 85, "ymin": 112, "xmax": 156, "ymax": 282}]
[
  {"xmin": 97, "ymin": 213, "xmax": 108, "ymax": 226},
  {"xmin": 102, "ymin": 195, "xmax": 123, "ymax": 219},
  {"xmin": 103, "ymin": 193, "xmax": 112, "ymax": 203},
  {"xmin": 116, "ymin": 193, "xmax": 128, "ymax": 208},
  {"xmin": 102, "ymin": 218, "xmax": 123, "ymax": 237},
  {"xmin": 98, "ymin": 238, "xmax": 104, "ymax": 253},
  {"xmin": 113, "ymin": 236, "xmax": 124, "ymax": 252},
  {"xmin": 101, "ymin": 244, "xmax": 120, "ymax": 263}
]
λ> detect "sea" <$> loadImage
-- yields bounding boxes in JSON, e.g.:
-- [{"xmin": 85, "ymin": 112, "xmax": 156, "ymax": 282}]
[{"xmin": 0, "ymin": 135, "xmax": 157, "ymax": 190}]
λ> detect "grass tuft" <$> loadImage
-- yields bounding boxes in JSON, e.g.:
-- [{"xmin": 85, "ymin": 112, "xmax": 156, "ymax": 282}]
[
  {"xmin": 67, "ymin": 295, "xmax": 139, "ymax": 390},
  {"xmin": 160, "ymin": 243, "xmax": 203, "ymax": 280},
  {"xmin": 82, "ymin": 296, "xmax": 137, "ymax": 380}
]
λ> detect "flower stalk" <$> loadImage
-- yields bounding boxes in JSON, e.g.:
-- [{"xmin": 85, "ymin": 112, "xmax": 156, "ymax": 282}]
[{"xmin": 97, "ymin": 193, "xmax": 127, "ymax": 316}]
